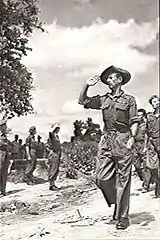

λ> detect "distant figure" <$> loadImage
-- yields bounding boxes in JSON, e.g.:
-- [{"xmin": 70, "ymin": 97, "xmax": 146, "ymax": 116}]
[
  {"xmin": 46, "ymin": 123, "xmax": 61, "ymax": 191},
  {"xmin": 133, "ymin": 108, "xmax": 155, "ymax": 192},
  {"xmin": 11, "ymin": 134, "xmax": 20, "ymax": 160},
  {"xmin": 149, "ymin": 94, "xmax": 160, "ymax": 117},
  {"xmin": 73, "ymin": 120, "xmax": 83, "ymax": 140},
  {"xmin": 133, "ymin": 109, "xmax": 147, "ymax": 181},
  {"xmin": 146, "ymin": 95, "xmax": 160, "ymax": 198},
  {"xmin": 0, "ymin": 119, "xmax": 11, "ymax": 196},
  {"xmin": 84, "ymin": 117, "xmax": 102, "ymax": 141},
  {"xmin": 19, "ymin": 139, "xmax": 26, "ymax": 159},
  {"xmin": 24, "ymin": 126, "xmax": 37, "ymax": 184},
  {"xmin": 37, "ymin": 135, "xmax": 45, "ymax": 158}
]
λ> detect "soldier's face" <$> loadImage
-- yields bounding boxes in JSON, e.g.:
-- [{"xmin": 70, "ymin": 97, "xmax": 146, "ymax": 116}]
[
  {"xmin": 0, "ymin": 124, "xmax": 7, "ymax": 133},
  {"xmin": 105, "ymin": 73, "xmax": 122, "ymax": 89},
  {"xmin": 31, "ymin": 129, "xmax": 36, "ymax": 135},
  {"xmin": 151, "ymin": 97, "xmax": 160, "ymax": 109},
  {"xmin": 138, "ymin": 112, "xmax": 144, "ymax": 121}
]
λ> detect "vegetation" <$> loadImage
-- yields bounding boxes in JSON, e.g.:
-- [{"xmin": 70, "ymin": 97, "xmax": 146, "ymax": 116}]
[{"xmin": 0, "ymin": 0, "xmax": 43, "ymax": 118}]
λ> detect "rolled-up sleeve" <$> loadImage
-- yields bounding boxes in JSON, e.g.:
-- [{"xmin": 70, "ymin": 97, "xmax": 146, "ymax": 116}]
[
  {"xmin": 83, "ymin": 95, "xmax": 102, "ymax": 110},
  {"xmin": 128, "ymin": 96, "xmax": 138, "ymax": 125}
]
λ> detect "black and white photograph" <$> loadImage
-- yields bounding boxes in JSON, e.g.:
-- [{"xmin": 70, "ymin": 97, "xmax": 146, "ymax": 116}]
[{"xmin": 0, "ymin": 0, "xmax": 159, "ymax": 239}]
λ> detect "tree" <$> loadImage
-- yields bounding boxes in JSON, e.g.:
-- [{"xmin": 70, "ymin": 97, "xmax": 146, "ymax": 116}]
[{"xmin": 0, "ymin": 0, "xmax": 43, "ymax": 118}]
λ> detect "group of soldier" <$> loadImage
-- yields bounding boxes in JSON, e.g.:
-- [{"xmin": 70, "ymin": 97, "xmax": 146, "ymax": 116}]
[
  {"xmin": 0, "ymin": 122, "xmax": 61, "ymax": 196},
  {"xmin": 22, "ymin": 124, "xmax": 61, "ymax": 191},
  {"xmin": 133, "ymin": 104, "xmax": 160, "ymax": 195},
  {"xmin": 11, "ymin": 133, "xmax": 45, "ymax": 160},
  {"xmin": 0, "ymin": 65, "xmax": 159, "ymax": 231}
]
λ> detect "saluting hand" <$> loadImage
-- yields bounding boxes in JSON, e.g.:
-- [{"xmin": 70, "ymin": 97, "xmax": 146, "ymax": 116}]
[{"xmin": 86, "ymin": 75, "xmax": 100, "ymax": 86}]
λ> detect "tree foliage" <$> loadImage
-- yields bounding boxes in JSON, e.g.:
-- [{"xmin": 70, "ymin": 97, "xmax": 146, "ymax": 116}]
[{"xmin": 0, "ymin": 0, "xmax": 43, "ymax": 118}]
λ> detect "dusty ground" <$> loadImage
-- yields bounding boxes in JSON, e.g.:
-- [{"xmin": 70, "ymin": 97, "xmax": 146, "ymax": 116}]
[{"xmin": 0, "ymin": 171, "xmax": 160, "ymax": 240}]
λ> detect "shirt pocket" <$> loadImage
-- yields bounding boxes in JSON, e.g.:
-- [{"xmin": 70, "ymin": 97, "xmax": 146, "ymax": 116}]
[{"xmin": 115, "ymin": 102, "xmax": 129, "ymax": 125}]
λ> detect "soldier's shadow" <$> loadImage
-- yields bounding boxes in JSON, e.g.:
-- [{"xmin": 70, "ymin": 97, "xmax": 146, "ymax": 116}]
[
  {"xmin": 33, "ymin": 177, "xmax": 48, "ymax": 184},
  {"xmin": 60, "ymin": 185, "xmax": 75, "ymax": 190},
  {"xmin": 130, "ymin": 212, "xmax": 155, "ymax": 225}
]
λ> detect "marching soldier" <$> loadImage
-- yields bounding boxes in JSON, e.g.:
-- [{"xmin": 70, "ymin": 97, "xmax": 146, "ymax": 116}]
[
  {"xmin": 0, "ymin": 119, "xmax": 11, "ymax": 196},
  {"xmin": 133, "ymin": 109, "xmax": 155, "ymax": 192},
  {"xmin": 79, "ymin": 66, "xmax": 138, "ymax": 229},
  {"xmin": 133, "ymin": 109, "xmax": 147, "ymax": 181},
  {"xmin": 146, "ymin": 95, "xmax": 160, "ymax": 198}
]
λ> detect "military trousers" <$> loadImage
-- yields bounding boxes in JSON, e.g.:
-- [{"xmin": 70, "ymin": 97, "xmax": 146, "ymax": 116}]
[
  {"xmin": 48, "ymin": 151, "xmax": 60, "ymax": 187},
  {"xmin": 25, "ymin": 149, "xmax": 37, "ymax": 177},
  {"xmin": 142, "ymin": 167, "xmax": 152, "ymax": 190},
  {"xmin": 133, "ymin": 141, "xmax": 146, "ymax": 181},
  {"xmin": 149, "ymin": 138, "xmax": 160, "ymax": 197},
  {"xmin": 0, "ymin": 150, "xmax": 9, "ymax": 194},
  {"xmin": 96, "ymin": 130, "xmax": 133, "ymax": 220}
]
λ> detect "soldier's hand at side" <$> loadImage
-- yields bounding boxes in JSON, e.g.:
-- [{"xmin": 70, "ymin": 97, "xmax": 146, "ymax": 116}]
[
  {"xmin": 142, "ymin": 147, "xmax": 147, "ymax": 153},
  {"xmin": 126, "ymin": 137, "xmax": 135, "ymax": 149},
  {"xmin": 86, "ymin": 75, "xmax": 100, "ymax": 86},
  {"xmin": 27, "ymin": 156, "xmax": 31, "ymax": 161}
]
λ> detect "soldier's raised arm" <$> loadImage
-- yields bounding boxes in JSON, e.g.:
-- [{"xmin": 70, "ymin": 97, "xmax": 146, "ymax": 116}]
[{"xmin": 78, "ymin": 75, "xmax": 100, "ymax": 105}]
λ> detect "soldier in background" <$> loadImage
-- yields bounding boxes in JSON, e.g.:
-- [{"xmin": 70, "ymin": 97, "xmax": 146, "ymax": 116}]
[
  {"xmin": 73, "ymin": 120, "xmax": 83, "ymax": 140},
  {"xmin": 46, "ymin": 123, "xmax": 61, "ymax": 191},
  {"xmin": 133, "ymin": 109, "xmax": 155, "ymax": 192},
  {"xmin": 84, "ymin": 117, "xmax": 102, "ymax": 142},
  {"xmin": 37, "ymin": 135, "xmax": 45, "ymax": 158},
  {"xmin": 0, "ymin": 119, "xmax": 11, "ymax": 196},
  {"xmin": 19, "ymin": 139, "xmax": 26, "ymax": 159},
  {"xmin": 145, "ymin": 95, "xmax": 160, "ymax": 198},
  {"xmin": 11, "ymin": 134, "xmax": 20, "ymax": 160},
  {"xmin": 133, "ymin": 109, "xmax": 147, "ymax": 181},
  {"xmin": 23, "ymin": 126, "xmax": 37, "ymax": 184}
]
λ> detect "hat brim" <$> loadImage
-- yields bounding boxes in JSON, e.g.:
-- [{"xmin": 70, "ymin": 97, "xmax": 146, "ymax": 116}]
[
  {"xmin": 51, "ymin": 123, "xmax": 60, "ymax": 132},
  {"xmin": 100, "ymin": 66, "xmax": 131, "ymax": 85}
]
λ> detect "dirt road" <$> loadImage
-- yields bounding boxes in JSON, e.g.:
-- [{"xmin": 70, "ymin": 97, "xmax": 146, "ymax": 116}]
[{"xmin": 0, "ymin": 175, "xmax": 160, "ymax": 240}]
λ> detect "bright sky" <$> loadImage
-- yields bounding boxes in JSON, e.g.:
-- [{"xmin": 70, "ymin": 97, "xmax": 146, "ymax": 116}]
[{"xmin": 8, "ymin": 0, "xmax": 159, "ymax": 142}]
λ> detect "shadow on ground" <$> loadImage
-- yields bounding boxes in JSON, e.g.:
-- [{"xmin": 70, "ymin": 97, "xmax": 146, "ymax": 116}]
[
  {"xmin": 33, "ymin": 177, "xmax": 48, "ymax": 184},
  {"xmin": 130, "ymin": 212, "xmax": 155, "ymax": 225},
  {"xmin": 7, "ymin": 189, "xmax": 25, "ymax": 195},
  {"xmin": 60, "ymin": 185, "xmax": 75, "ymax": 190}
]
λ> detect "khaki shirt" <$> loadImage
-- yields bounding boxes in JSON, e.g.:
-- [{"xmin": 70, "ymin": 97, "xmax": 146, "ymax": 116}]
[
  {"xmin": 26, "ymin": 135, "xmax": 37, "ymax": 151},
  {"xmin": 11, "ymin": 140, "xmax": 20, "ymax": 154},
  {"xmin": 47, "ymin": 133, "xmax": 61, "ymax": 154},
  {"xmin": 83, "ymin": 91, "xmax": 138, "ymax": 132},
  {"xmin": 147, "ymin": 113, "xmax": 160, "ymax": 139}
]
